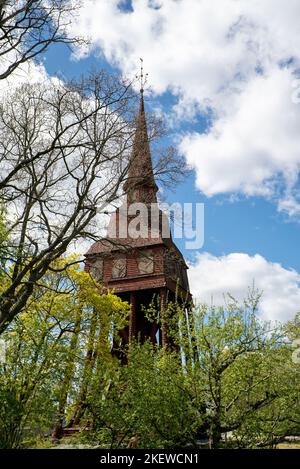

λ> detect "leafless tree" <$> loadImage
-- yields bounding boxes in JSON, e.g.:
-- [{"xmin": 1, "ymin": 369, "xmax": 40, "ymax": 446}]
[
  {"xmin": 0, "ymin": 71, "xmax": 136, "ymax": 333},
  {"xmin": 0, "ymin": 0, "xmax": 83, "ymax": 80},
  {"xmin": 0, "ymin": 71, "xmax": 187, "ymax": 334}
]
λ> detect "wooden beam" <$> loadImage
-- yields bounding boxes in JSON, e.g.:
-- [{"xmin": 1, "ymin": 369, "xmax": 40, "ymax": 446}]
[{"xmin": 129, "ymin": 291, "xmax": 137, "ymax": 342}]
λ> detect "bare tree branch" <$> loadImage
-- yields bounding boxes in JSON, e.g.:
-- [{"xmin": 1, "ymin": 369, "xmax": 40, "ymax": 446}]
[
  {"xmin": 0, "ymin": 70, "xmax": 188, "ymax": 333},
  {"xmin": 0, "ymin": 0, "xmax": 85, "ymax": 80}
]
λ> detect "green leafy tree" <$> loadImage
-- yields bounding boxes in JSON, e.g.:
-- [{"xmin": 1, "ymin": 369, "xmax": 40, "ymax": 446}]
[
  {"xmin": 85, "ymin": 342, "xmax": 198, "ymax": 449},
  {"xmin": 1, "ymin": 281, "xmax": 299, "ymax": 449},
  {"xmin": 165, "ymin": 290, "xmax": 300, "ymax": 448},
  {"xmin": 0, "ymin": 257, "xmax": 129, "ymax": 448}
]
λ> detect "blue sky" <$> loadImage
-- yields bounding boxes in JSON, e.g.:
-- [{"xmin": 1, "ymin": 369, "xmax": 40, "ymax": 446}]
[
  {"xmin": 44, "ymin": 44, "xmax": 300, "ymax": 271},
  {"xmin": 40, "ymin": 0, "xmax": 300, "ymax": 322}
]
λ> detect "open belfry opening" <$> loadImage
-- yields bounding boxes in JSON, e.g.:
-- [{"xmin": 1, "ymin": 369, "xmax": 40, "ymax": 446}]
[{"xmin": 85, "ymin": 78, "xmax": 192, "ymax": 358}]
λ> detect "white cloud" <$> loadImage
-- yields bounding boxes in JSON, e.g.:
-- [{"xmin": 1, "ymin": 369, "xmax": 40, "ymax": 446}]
[
  {"xmin": 0, "ymin": 59, "xmax": 51, "ymax": 96},
  {"xmin": 73, "ymin": 0, "xmax": 300, "ymax": 215},
  {"xmin": 189, "ymin": 252, "xmax": 300, "ymax": 323},
  {"xmin": 74, "ymin": 0, "xmax": 300, "ymax": 104},
  {"xmin": 180, "ymin": 67, "xmax": 300, "ymax": 199},
  {"xmin": 74, "ymin": 0, "xmax": 263, "ymax": 104},
  {"xmin": 278, "ymin": 196, "xmax": 300, "ymax": 218}
]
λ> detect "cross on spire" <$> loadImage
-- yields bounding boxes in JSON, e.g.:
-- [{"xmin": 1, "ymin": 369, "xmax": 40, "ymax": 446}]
[{"xmin": 136, "ymin": 58, "xmax": 148, "ymax": 94}]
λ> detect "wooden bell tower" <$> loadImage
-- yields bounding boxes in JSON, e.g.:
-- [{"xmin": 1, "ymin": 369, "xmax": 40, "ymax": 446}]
[{"xmin": 85, "ymin": 70, "xmax": 192, "ymax": 351}]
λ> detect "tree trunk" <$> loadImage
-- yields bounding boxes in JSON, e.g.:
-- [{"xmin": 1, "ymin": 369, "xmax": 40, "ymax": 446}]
[
  {"xmin": 67, "ymin": 308, "xmax": 98, "ymax": 428},
  {"xmin": 52, "ymin": 306, "xmax": 83, "ymax": 440}
]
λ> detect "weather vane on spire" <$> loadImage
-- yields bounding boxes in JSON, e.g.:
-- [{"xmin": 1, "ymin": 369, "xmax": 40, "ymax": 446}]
[{"xmin": 136, "ymin": 58, "xmax": 148, "ymax": 94}]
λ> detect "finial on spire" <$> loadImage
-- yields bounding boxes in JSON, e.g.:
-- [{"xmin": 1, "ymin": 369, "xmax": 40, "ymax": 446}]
[{"xmin": 136, "ymin": 58, "xmax": 148, "ymax": 94}]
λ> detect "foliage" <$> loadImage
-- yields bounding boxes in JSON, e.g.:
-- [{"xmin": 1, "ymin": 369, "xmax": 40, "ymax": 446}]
[
  {"xmin": 85, "ymin": 342, "xmax": 198, "ymax": 449},
  {"xmin": 0, "ymin": 385, "xmax": 25, "ymax": 449},
  {"xmin": 163, "ymin": 290, "xmax": 300, "ymax": 448},
  {"xmin": 0, "ymin": 256, "xmax": 129, "ymax": 448},
  {"xmin": 0, "ymin": 278, "xmax": 299, "ymax": 449}
]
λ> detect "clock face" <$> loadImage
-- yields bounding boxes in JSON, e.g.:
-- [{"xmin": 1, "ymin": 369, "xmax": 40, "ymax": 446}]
[
  {"xmin": 90, "ymin": 258, "xmax": 103, "ymax": 282},
  {"xmin": 138, "ymin": 250, "xmax": 154, "ymax": 275},
  {"xmin": 112, "ymin": 255, "xmax": 126, "ymax": 279}
]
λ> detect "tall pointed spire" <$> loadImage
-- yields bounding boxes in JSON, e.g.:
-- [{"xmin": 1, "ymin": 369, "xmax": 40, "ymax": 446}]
[{"xmin": 123, "ymin": 61, "xmax": 158, "ymax": 203}]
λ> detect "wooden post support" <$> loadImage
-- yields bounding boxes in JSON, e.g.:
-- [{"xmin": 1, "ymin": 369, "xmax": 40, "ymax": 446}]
[
  {"xmin": 160, "ymin": 287, "xmax": 168, "ymax": 347},
  {"xmin": 129, "ymin": 292, "xmax": 137, "ymax": 342},
  {"xmin": 150, "ymin": 321, "xmax": 158, "ymax": 345}
]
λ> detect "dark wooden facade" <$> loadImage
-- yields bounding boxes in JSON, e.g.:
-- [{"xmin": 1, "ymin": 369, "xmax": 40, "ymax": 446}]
[{"xmin": 85, "ymin": 91, "xmax": 192, "ymax": 350}]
